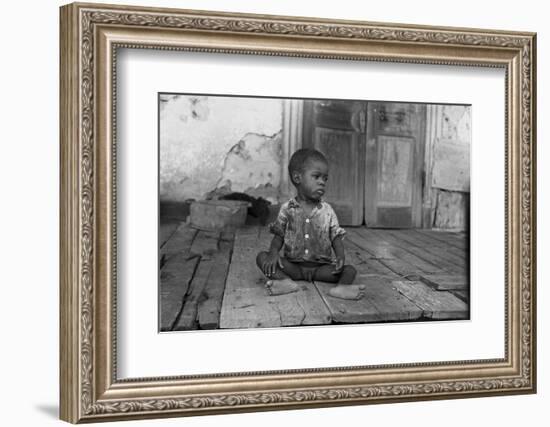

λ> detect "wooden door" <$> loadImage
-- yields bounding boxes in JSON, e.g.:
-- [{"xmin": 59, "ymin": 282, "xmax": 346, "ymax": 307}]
[
  {"xmin": 302, "ymin": 100, "xmax": 365, "ymax": 226},
  {"xmin": 364, "ymin": 102, "xmax": 425, "ymax": 228}
]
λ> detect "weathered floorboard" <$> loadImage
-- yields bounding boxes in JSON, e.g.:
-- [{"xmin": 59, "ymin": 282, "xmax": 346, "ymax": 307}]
[
  {"xmin": 160, "ymin": 255, "xmax": 200, "ymax": 331},
  {"xmin": 384, "ymin": 229, "xmax": 467, "ymax": 275},
  {"xmin": 392, "ymin": 280, "xmax": 468, "ymax": 320},
  {"xmin": 197, "ymin": 231, "xmax": 235, "ymax": 329},
  {"xmin": 344, "ymin": 230, "xmax": 401, "ymax": 278},
  {"xmin": 314, "ymin": 274, "xmax": 424, "ymax": 323},
  {"xmin": 159, "ymin": 220, "xmax": 181, "ymax": 248},
  {"xmin": 160, "ymin": 222, "xmax": 198, "ymax": 262},
  {"xmin": 450, "ymin": 290, "xmax": 469, "ymax": 303},
  {"xmin": 366, "ymin": 228, "xmax": 444, "ymax": 274},
  {"xmin": 174, "ymin": 231, "xmax": 221, "ymax": 330},
  {"xmin": 417, "ymin": 229, "xmax": 467, "ymax": 251},
  {"xmin": 397, "ymin": 229, "xmax": 467, "ymax": 264},
  {"xmin": 418, "ymin": 273, "xmax": 469, "ymax": 291},
  {"xmin": 360, "ymin": 276, "xmax": 425, "ymax": 321},
  {"xmin": 405, "ymin": 229, "xmax": 467, "ymax": 259},
  {"xmin": 159, "ymin": 223, "xmax": 200, "ymax": 331},
  {"xmin": 220, "ymin": 227, "xmax": 332, "ymax": 329},
  {"xmin": 161, "ymin": 225, "xmax": 470, "ymax": 330},
  {"xmin": 346, "ymin": 230, "xmax": 427, "ymax": 277}
]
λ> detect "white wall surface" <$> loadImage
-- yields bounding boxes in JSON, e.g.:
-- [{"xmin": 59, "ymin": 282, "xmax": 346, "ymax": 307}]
[
  {"xmin": 159, "ymin": 94, "xmax": 283, "ymax": 201},
  {"xmin": 0, "ymin": 1, "xmax": 546, "ymax": 426}
]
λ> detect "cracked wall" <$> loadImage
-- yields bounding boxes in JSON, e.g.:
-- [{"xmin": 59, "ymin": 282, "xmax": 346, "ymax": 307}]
[
  {"xmin": 160, "ymin": 95, "xmax": 283, "ymax": 203},
  {"xmin": 216, "ymin": 132, "xmax": 282, "ymax": 202}
]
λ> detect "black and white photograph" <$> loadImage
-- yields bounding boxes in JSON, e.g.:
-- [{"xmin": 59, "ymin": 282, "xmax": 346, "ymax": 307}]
[
  {"xmin": 158, "ymin": 94, "xmax": 471, "ymax": 332},
  {"xmin": 3, "ymin": 0, "xmax": 544, "ymax": 425}
]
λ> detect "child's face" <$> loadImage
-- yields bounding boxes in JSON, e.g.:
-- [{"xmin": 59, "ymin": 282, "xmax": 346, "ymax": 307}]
[{"xmin": 296, "ymin": 159, "xmax": 329, "ymax": 202}]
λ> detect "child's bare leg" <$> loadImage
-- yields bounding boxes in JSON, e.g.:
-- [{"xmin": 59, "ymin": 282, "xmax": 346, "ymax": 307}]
[
  {"xmin": 255, "ymin": 252, "xmax": 302, "ymax": 296},
  {"xmin": 313, "ymin": 265, "xmax": 357, "ymax": 284},
  {"xmin": 313, "ymin": 265, "xmax": 364, "ymax": 300}
]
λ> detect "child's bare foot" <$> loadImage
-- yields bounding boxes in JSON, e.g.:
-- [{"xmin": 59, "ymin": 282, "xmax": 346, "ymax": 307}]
[
  {"xmin": 266, "ymin": 278, "xmax": 299, "ymax": 296},
  {"xmin": 328, "ymin": 284, "xmax": 366, "ymax": 300}
]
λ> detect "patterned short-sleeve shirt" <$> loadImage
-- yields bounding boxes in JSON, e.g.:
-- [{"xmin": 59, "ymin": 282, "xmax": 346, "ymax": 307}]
[{"xmin": 269, "ymin": 197, "xmax": 346, "ymax": 264}]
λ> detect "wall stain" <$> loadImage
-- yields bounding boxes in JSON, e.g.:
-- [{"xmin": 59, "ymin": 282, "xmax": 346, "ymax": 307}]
[{"xmin": 213, "ymin": 131, "xmax": 283, "ymax": 203}]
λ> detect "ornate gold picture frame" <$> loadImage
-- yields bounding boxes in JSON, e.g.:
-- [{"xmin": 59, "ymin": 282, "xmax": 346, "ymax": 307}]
[{"xmin": 60, "ymin": 2, "xmax": 536, "ymax": 423}]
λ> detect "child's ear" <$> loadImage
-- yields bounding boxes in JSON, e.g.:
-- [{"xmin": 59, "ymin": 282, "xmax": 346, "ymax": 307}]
[{"xmin": 292, "ymin": 171, "xmax": 301, "ymax": 185}]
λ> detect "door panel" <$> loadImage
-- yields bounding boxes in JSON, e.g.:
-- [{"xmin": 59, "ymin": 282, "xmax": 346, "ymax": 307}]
[
  {"xmin": 377, "ymin": 136, "xmax": 414, "ymax": 207},
  {"xmin": 365, "ymin": 102, "xmax": 425, "ymax": 228},
  {"xmin": 303, "ymin": 100, "xmax": 365, "ymax": 226},
  {"xmin": 302, "ymin": 100, "xmax": 425, "ymax": 228}
]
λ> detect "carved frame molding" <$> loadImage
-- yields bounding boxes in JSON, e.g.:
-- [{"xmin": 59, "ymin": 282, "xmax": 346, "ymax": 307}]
[{"xmin": 60, "ymin": 2, "xmax": 536, "ymax": 423}]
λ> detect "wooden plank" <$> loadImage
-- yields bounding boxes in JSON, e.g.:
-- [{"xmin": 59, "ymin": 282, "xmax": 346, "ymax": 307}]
[
  {"xmin": 418, "ymin": 229, "xmax": 467, "ymax": 251},
  {"xmin": 366, "ymin": 229, "xmax": 444, "ymax": 274},
  {"xmin": 383, "ymin": 229, "xmax": 466, "ymax": 274},
  {"xmin": 439, "ymin": 231, "xmax": 469, "ymax": 250},
  {"xmin": 314, "ymin": 274, "xmax": 423, "ymax": 323},
  {"xmin": 418, "ymin": 273, "xmax": 469, "ymax": 291},
  {"xmin": 345, "ymin": 229, "xmax": 428, "ymax": 277},
  {"xmin": 159, "ymin": 222, "xmax": 201, "ymax": 331},
  {"xmin": 173, "ymin": 231, "xmax": 221, "ymax": 330},
  {"xmin": 407, "ymin": 230, "xmax": 469, "ymax": 258},
  {"xmin": 389, "ymin": 230, "xmax": 468, "ymax": 275},
  {"xmin": 159, "ymin": 255, "xmax": 200, "ymax": 332},
  {"xmin": 344, "ymin": 230, "xmax": 401, "ymax": 278},
  {"xmin": 160, "ymin": 222, "xmax": 198, "ymax": 262},
  {"xmin": 197, "ymin": 231, "xmax": 235, "ymax": 329},
  {"xmin": 450, "ymin": 290, "xmax": 469, "ymax": 303},
  {"xmin": 398, "ymin": 229, "xmax": 466, "ymax": 261},
  {"xmin": 362, "ymin": 276, "xmax": 424, "ymax": 321},
  {"xmin": 159, "ymin": 219, "xmax": 180, "ymax": 248},
  {"xmin": 220, "ymin": 227, "xmax": 332, "ymax": 329},
  {"xmin": 392, "ymin": 280, "xmax": 468, "ymax": 320}
]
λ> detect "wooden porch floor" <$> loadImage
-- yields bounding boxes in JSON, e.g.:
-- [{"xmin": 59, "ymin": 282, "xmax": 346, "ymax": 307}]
[{"xmin": 159, "ymin": 222, "xmax": 469, "ymax": 331}]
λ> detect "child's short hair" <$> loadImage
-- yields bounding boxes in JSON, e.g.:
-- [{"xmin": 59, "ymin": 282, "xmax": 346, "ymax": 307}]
[{"xmin": 288, "ymin": 148, "xmax": 328, "ymax": 186}]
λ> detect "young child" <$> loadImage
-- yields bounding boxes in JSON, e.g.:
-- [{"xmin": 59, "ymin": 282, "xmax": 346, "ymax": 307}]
[{"xmin": 256, "ymin": 148, "xmax": 365, "ymax": 300}]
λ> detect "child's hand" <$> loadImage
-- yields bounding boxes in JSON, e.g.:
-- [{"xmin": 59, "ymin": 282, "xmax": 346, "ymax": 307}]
[
  {"xmin": 263, "ymin": 251, "xmax": 283, "ymax": 277},
  {"xmin": 332, "ymin": 257, "xmax": 345, "ymax": 275}
]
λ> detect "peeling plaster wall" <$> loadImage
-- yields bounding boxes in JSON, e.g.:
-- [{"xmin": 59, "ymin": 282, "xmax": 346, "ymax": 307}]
[
  {"xmin": 160, "ymin": 95, "xmax": 283, "ymax": 203},
  {"xmin": 426, "ymin": 105, "xmax": 471, "ymax": 230}
]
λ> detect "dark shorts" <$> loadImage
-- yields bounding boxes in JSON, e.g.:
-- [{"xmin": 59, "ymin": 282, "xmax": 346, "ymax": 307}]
[{"xmin": 287, "ymin": 260, "xmax": 329, "ymax": 282}]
